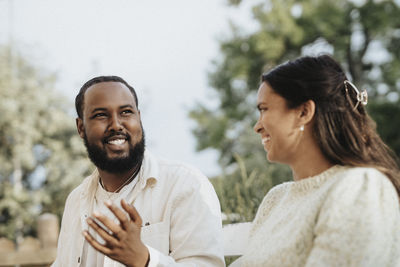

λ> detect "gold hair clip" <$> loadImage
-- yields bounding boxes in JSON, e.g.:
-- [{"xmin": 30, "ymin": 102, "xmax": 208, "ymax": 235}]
[{"xmin": 344, "ymin": 80, "xmax": 368, "ymax": 110}]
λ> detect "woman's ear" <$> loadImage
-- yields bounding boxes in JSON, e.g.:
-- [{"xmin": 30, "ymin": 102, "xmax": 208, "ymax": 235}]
[{"xmin": 299, "ymin": 100, "xmax": 315, "ymax": 126}]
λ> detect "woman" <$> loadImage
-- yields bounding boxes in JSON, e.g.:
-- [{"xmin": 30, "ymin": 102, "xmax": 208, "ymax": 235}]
[{"xmin": 231, "ymin": 55, "xmax": 400, "ymax": 266}]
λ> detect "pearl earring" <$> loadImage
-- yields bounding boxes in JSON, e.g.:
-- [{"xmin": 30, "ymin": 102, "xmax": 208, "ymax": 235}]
[{"xmin": 300, "ymin": 125, "xmax": 304, "ymax": 131}]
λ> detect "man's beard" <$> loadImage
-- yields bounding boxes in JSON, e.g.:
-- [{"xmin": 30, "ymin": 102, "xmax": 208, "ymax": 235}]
[{"xmin": 83, "ymin": 129, "xmax": 145, "ymax": 174}]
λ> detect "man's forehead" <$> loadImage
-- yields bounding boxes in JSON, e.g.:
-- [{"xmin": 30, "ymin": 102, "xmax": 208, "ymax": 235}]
[{"xmin": 84, "ymin": 82, "xmax": 136, "ymax": 108}]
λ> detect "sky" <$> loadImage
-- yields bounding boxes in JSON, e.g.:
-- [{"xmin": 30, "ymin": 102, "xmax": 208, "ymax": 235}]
[{"xmin": 0, "ymin": 0, "xmax": 258, "ymax": 177}]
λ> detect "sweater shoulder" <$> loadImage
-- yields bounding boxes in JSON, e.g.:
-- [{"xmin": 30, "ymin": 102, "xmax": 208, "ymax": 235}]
[
  {"xmin": 329, "ymin": 167, "xmax": 395, "ymax": 195},
  {"xmin": 320, "ymin": 166, "xmax": 399, "ymax": 214}
]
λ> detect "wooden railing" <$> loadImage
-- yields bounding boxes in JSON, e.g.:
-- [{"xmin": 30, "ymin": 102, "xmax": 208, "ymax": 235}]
[{"xmin": 0, "ymin": 213, "xmax": 58, "ymax": 267}]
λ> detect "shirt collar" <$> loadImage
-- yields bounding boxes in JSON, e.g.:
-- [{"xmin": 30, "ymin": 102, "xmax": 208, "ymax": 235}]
[
  {"xmin": 82, "ymin": 150, "xmax": 159, "ymax": 197},
  {"xmin": 138, "ymin": 150, "xmax": 159, "ymax": 189},
  {"xmin": 80, "ymin": 168, "xmax": 99, "ymax": 199}
]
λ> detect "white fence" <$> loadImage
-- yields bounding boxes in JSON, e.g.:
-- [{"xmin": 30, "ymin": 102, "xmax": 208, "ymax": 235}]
[{"xmin": 223, "ymin": 222, "xmax": 251, "ymax": 256}]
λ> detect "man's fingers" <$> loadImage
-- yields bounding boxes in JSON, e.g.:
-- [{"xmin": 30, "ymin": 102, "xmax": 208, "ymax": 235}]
[
  {"xmin": 121, "ymin": 199, "xmax": 143, "ymax": 227},
  {"xmin": 93, "ymin": 211, "xmax": 124, "ymax": 239},
  {"xmin": 87, "ymin": 217, "xmax": 120, "ymax": 246},
  {"xmin": 83, "ymin": 230, "xmax": 112, "ymax": 255},
  {"xmin": 105, "ymin": 201, "xmax": 131, "ymax": 230}
]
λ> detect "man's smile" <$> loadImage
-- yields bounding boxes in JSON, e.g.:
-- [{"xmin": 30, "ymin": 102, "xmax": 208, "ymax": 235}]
[
  {"xmin": 103, "ymin": 134, "xmax": 130, "ymax": 151},
  {"xmin": 104, "ymin": 133, "xmax": 129, "ymax": 143},
  {"xmin": 108, "ymin": 139, "xmax": 126, "ymax": 145}
]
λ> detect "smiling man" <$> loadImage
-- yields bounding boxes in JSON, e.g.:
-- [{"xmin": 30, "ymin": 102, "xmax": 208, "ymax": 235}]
[{"xmin": 52, "ymin": 76, "xmax": 224, "ymax": 267}]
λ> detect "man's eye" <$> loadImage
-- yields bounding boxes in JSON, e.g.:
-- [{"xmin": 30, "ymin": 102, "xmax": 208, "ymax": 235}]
[
  {"xmin": 122, "ymin": 110, "xmax": 133, "ymax": 115},
  {"xmin": 93, "ymin": 113, "xmax": 106, "ymax": 118}
]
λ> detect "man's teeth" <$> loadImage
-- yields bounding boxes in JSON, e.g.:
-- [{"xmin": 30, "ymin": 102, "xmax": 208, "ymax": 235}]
[
  {"xmin": 262, "ymin": 136, "xmax": 271, "ymax": 145},
  {"xmin": 108, "ymin": 139, "xmax": 125, "ymax": 145}
]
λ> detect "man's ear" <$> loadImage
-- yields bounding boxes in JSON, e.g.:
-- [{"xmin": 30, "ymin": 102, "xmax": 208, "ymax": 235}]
[
  {"xmin": 298, "ymin": 99, "xmax": 316, "ymax": 126},
  {"xmin": 76, "ymin": 118, "xmax": 85, "ymax": 139}
]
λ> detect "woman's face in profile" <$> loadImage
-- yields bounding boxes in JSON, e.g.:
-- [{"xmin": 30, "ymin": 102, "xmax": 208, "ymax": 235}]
[{"xmin": 254, "ymin": 82, "xmax": 303, "ymax": 164}]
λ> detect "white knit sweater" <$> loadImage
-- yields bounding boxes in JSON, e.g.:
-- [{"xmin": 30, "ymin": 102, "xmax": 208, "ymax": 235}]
[{"xmin": 231, "ymin": 166, "xmax": 400, "ymax": 267}]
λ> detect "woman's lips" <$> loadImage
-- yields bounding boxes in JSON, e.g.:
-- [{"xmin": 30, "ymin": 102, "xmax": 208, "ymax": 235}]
[{"xmin": 261, "ymin": 136, "xmax": 271, "ymax": 145}]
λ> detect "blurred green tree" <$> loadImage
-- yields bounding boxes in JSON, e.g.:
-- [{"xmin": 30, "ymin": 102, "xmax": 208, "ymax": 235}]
[
  {"xmin": 0, "ymin": 46, "xmax": 92, "ymax": 242},
  {"xmin": 191, "ymin": 0, "xmax": 400, "ymax": 222}
]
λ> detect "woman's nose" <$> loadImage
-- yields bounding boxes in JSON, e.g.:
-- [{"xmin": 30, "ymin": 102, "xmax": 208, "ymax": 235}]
[{"xmin": 254, "ymin": 119, "xmax": 262, "ymax": 134}]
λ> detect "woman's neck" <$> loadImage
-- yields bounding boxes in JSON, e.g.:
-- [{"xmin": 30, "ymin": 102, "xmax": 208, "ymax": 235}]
[{"xmin": 290, "ymin": 138, "xmax": 334, "ymax": 181}]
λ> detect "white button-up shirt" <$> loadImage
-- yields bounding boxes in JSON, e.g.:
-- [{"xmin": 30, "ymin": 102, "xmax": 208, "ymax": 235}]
[{"xmin": 52, "ymin": 150, "xmax": 225, "ymax": 267}]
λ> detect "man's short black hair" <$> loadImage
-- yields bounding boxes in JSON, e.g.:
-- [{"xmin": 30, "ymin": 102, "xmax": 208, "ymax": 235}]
[{"xmin": 75, "ymin": 75, "xmax": 139, "ymax": 119}]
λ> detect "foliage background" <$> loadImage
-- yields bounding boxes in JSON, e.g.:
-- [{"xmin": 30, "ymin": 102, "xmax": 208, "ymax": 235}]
[{"xmin": 0, "ymin": 47, "xmax": 92, "ymax": 242}]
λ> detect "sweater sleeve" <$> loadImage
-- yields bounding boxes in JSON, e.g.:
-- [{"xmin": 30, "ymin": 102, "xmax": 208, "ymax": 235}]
[{"xmin": 305, "ymin": 168, "xmax": 400, "ymax": 267}]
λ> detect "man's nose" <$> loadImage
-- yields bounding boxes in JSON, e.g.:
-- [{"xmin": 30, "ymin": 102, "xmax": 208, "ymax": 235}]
[{"xmin": 109, "ymin": 114, "xmax": 123, "ymax": 131}]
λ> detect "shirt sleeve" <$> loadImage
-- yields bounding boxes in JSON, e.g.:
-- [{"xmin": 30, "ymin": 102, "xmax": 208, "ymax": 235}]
[
  {"xmin": 145, "ymin": 170, "xmax": 225, "ymax": 267},
  {"xmin": 51, "ymin": 191, "xmax": 74, "ymax": 267},
  {"xmin": 305, "ymin": 168, "xmax": 400, "ymax": 267},
  {"xmin": 146, "ymin": 245, "xmax": 175, "ymax": 267}
]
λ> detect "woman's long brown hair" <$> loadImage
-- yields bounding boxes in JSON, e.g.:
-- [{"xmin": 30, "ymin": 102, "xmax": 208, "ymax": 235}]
[{"xmin": 262, "ymin": 55, "xmax": 400, "ymax": 197}]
